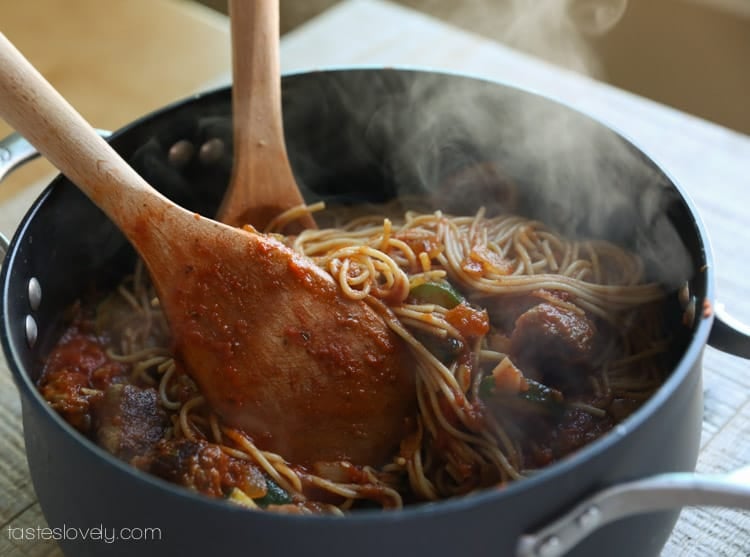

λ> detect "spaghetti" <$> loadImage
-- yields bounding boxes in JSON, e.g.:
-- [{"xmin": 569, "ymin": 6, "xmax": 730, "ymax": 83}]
[{"xmin": 38, "ymin": 205, "xmax": 667, "ymax": 514}]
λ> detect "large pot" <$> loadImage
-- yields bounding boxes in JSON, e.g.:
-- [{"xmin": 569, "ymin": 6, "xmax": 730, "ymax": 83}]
[{"xmin": 1, "ymin": 69, "xmax": 749, "ymax": 557}]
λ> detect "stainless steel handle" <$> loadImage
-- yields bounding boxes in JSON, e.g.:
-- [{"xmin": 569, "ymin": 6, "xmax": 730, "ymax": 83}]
[
  {"xmin": 0, "ymin": 129, "xmax": 111, "ymax": 182},
  {"xmin": 1, "ymin": 131, "xmax": 39, "ymax": 258},
  {"xmin": 0, "ymin": 230, "xmax": 7, "ymax": 260},
  {"xmin": 0, "ymin": 131, "xmax": 37, "ymax": 181},
  {"xmin": 516, "ymin": 465, "xmax": 750, "ymax": 557},
  {"xmin": 0, "ymin": 129, "xmax": 112, "ymax": 258},
  {"xmin": 0, "ymin": 132, "xmax": 32, "ymax": 257}
]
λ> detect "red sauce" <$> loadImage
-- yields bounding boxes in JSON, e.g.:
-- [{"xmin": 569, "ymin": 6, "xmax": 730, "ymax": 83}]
[
  {"xmin": 393, "ymin": 230, "xmax": 442, "ymax": 259},
  {"xmin": 461, "ymin": 246, "xmax": 513, "ymax": 277},
  {"xmin": 37, "ymin": 320, "xmax": 128, "ymax": 433},
  {"xmin": 445, "ymin": 303, "xmax": 490, "ymax": 340}
]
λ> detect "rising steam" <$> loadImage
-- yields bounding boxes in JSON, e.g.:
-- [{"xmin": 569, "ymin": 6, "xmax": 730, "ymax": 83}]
[
  {"xmin": 501, "ymin": 0, "xmax": 627, "ymax": 76},
  {"xmin": 284, "ymin": 0, "xmax": 691, "ymax": 289},
  {"xmin": 140, "ymin": 0, "xmax": 691, "ymax": 290},
  {"xmin": 407, "ymin": 0, "xmax": 628, "ymax": 78}
]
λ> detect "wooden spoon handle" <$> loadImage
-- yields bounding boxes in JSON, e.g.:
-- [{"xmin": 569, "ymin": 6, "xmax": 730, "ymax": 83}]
[
  {"xmin": 0, "ymin": 33, "xmax": 175, "ymax": 237},
  {"xmin": 217, "ymin": 0, "xmax": 314, "ymax": 230},
  {"xmin": 231, "ymin": 0, "xmax": 284, "ymax": 154}
]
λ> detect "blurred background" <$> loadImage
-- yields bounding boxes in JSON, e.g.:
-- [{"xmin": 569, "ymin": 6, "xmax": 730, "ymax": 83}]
[{"xmin": 195, "ymin": 0, "xmax": 750, "ymax": 135}]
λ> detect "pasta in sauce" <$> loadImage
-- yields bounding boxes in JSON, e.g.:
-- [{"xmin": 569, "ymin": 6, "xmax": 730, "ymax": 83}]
[{"xmin": 38, "ymin": 204, "xmax": 667, "ymax": 514}]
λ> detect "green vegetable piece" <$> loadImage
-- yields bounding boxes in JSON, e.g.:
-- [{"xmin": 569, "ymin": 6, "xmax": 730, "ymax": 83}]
[
  {"xmin": 409, "ymin": 281, "xmax": 464, "ymax": 309},
  {"xmin": 479, "ymin": 375, "xmax": 564, "ymax": 416},
  {"xmin": 255, "ymin": 476, "xmax": 292, "ymax": 507},
  {"xmin": 479, "ymin": 375, "xmax": 496, "ymax": 398},
  {"xmin": 520, "ymin": 378, "xmax": 563, "ymax": 405}
]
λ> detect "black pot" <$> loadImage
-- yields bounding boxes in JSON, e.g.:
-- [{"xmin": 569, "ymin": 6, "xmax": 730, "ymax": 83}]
[{"xmin": 1, "ymin": 69, "xmax": 748, "ymax": 557}]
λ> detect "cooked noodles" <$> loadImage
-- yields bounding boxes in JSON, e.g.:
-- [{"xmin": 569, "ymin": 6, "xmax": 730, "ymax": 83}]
[{"xmin": 38, "ymin": 204, "xmax": 667, "ymax": 513}]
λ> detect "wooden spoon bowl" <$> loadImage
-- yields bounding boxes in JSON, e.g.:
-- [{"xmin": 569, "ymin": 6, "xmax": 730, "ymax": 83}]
[{"xmin": 0, "ymin": 33, "xmax": 416, "ymax": 466}]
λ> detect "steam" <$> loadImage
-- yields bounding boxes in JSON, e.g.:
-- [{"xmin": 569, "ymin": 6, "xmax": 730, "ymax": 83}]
[
  {"xmin": 412, "ymin": 0, "xmax": 628, "ymax": 77},
  {"xmin": 567, "ymin": 0, "xmax": 628, "ymax": 36},
  {"xmin": 284, "ymin": 0, "xmax": 692, "ymax": 289},
  {"xmin": 509, "ymin": 0, "xmax": 627, "ymax": 76},
  {"xmin": 140, "ymin": 0, "xmax": 690, "ymax": 290},
  {"xmin": 488, "ymin": 0, "xmax": 690, "ymax": 288}
]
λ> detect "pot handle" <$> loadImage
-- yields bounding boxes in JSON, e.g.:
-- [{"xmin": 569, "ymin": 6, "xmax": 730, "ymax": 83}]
[
  {"xmin": 0, "ymin": 228, "xmax": 7, "ymax": 260},
  {"xmin": 0, "ymin": 129, "xmax": 111, "ymax": 256},
  {"xmin": 0, "ymin": 130, "xmax": 37, "ymax": 182},
  {"xmin": 516, "ymin": 465, "xmax": 750, "ymax": 557},
  {"xmin": 0, "ymin": 129, "xmax": 112, "ymax": 182},
  {"xmin": 708, "ymin": 303, "xmax": 750, "ymax": 359}
]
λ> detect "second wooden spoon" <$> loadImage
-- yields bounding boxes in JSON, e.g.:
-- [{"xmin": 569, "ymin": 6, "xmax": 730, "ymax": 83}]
[
  {"xmin": 0, "ymin": 33, "xmax": 416, "ymax": 467},
  {"xmin": 217, "ymin": 0, "xmax": 315, "ymax": 231}
]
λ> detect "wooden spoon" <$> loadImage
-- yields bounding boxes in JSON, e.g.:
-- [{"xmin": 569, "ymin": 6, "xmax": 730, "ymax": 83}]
[
  {"xmin": 0, "ymin": 33, "xmax": 416, "ymax": 466},
  {"xmin": 216, "ymin": 0, "xmax": 315, "ymax": 232}
]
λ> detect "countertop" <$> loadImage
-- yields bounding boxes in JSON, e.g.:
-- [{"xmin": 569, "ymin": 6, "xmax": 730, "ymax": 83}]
[{"xmin": 1, "ymin": 0, "xmax": 748, "ymax": 555}]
